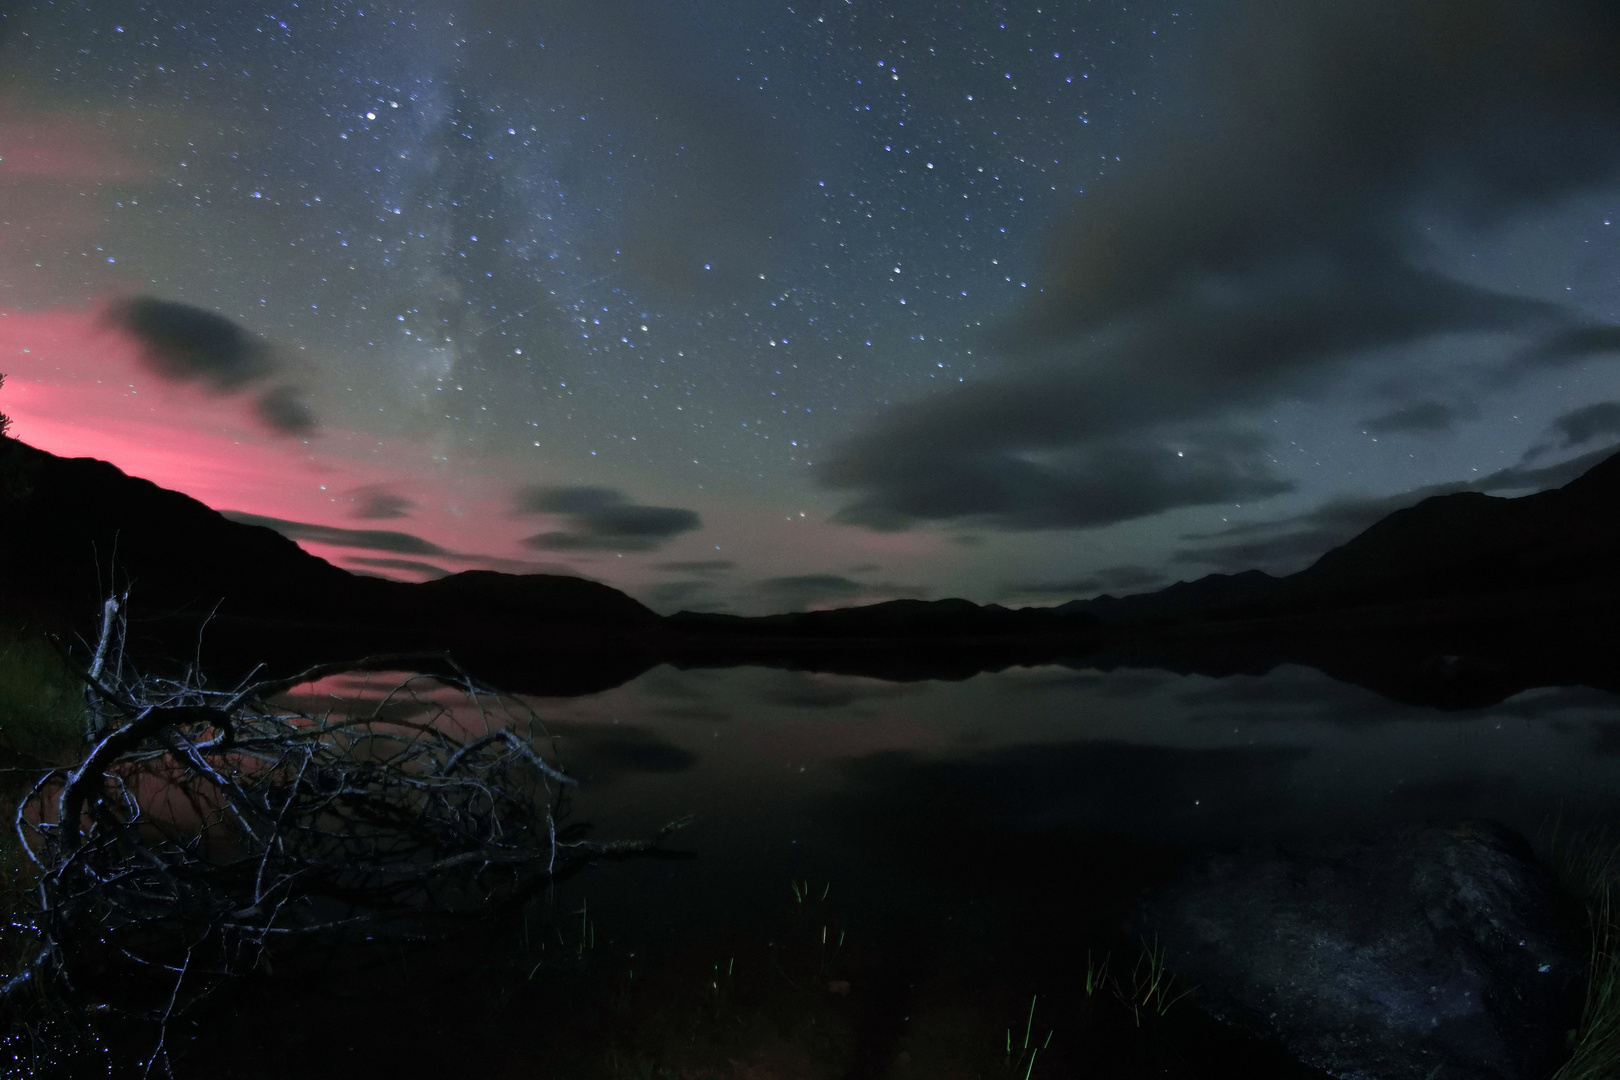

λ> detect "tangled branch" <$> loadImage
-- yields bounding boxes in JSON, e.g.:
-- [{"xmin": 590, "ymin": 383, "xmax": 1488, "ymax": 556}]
[{"xmin": 3, "ymin": 599, "xmax": 685, "ymax": 1072}]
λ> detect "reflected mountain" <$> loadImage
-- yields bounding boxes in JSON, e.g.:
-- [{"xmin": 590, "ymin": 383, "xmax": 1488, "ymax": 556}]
[{"xmin": 3, "ymin": 437, "xmax": 1618, "ymax": 707}]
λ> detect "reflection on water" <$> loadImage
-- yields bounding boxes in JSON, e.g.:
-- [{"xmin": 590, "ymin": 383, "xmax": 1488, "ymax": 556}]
[
  {"xmin": 530, "ymin": 663, "xmax": 1620, "ymax": 846},
  {"xmin": 194, "ymin": 662, "xmax": 1620, "ymax": 1078}
]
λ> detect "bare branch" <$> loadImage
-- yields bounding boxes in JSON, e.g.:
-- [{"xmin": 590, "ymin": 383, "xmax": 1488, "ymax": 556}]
[{"xmin": 5, "ymin": 611, "xmax": 684, "ymax": 1073}]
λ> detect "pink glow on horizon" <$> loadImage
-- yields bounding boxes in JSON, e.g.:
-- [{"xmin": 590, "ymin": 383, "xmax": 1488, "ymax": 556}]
[
  {"xmin": 0, "ymin": 304, "xmax": 951, "ymax": 608},
  {"xmin": 0, "ymin": 113, "xmax": 145, "ymax": 183},
  {"xmin": 0, "ymin": 305, "xmax": 570, "ymax": 580}
]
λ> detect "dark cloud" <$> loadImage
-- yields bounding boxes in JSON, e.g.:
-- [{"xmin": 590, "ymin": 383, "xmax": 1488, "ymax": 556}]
[
  {"xmin": 1094, "ymin": 565, "xmax": 1167, "ymax": 591},
  {"xmin": 1176, "ymin": 482, "xmax": 1473, "ymax": 573},
  {"xmin": 1361, "ymin": 401, "xmax": 1459, "ymax": 436},
  {"xmin": 1004, "ymin": 564, "xmax": 1166, "ymax": 600},
  {"xmin": 1173, "ymin": 527, "xmax": 1359, "ymax": 576},
  {"xmin": 643, "ymin": 580, "xmax": 726, "ymax": 613},
  {"xmin": 823, "ymin": 424, "xmax": 1294, "ymax": 531},
  {"xmin": 1176, "ymin": 444, "xmax": 1620, "ymax": 573},
  {"xmin": 255, "ymin": 385, "xmax": 317, "ymax": 435},
  {"xmin": 818, "ymin": 0, "xmax": 1620, "ymax": 534},
  {"xmin": 222, "ymin": 511, "xmax": 450, "ymax": 556},
  {"xmin": 1476, "ymin": 444, "xmax": 1620, "ymax": 492},
  {"xmin": 110, "ymin": 297, "xmax": 274, "ymax": 388},
  {"xmin": 750, "ymin": 573, "xmax": 927, "ymax": 612},
  {"xmin": 344, "ymin": 556, "xmax": 452, "ymax": 580},
  {"xmin": 1022, "ymin": 0, "xmax": 1620, "ymax": 343},
  {"xmin": 347, "ymin": 484, "xmax": 416, "ymax": 521},
  {"xmin": 755, "ymin": 573, "xmax": 864, "ymax": 606},
  {"xmin": 652, "ymin": 559, "xmax": 735, "ymax": 574},
  {"xmin": 1517, "ymin": 325, "xmax": 1620, "ymax": 367},
  {"xmin": 516, "ymin": 485, "xmax": 701, "ymax": 552},
  {"xmin": 1547, "ymin": 402, "xmax": 1620, "ymax": 450},
  {"xmin": 1006, "ymin": 578, "xmax": 1106, "ymax": 599},
  {"xmin": 107, "ymin": 297, "xmax": 319, "ymax": 435}
]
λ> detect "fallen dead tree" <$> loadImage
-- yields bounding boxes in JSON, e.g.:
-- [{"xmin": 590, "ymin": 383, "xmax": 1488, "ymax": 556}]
[{"xmin": 2, "ymin": 599, "xmax": 685, "ymax": 1075}]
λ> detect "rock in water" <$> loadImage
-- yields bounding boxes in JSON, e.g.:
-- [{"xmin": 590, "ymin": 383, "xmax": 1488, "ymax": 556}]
[{"xmin": 1137, "ymin": 822, "xmax": 1581, "ymax": 1080}]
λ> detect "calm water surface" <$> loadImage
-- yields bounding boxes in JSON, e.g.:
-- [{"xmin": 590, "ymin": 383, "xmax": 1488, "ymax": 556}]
[{"xmin": 197, "ymin": 662, "xmax": 1620, "ymax": 1079}]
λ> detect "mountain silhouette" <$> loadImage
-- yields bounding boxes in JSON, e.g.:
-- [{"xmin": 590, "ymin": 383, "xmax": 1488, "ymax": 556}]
[
  {"xmin": 0, "ymin": 439, "xmax": 659, "ymax": 693},
  {"xmin": 1056, "ymin": 446, "xmax": 1620, "ymax": 625},
  {"xmin": 2, "ymin": 436, "xmax": 1617, "ymax": 704}
]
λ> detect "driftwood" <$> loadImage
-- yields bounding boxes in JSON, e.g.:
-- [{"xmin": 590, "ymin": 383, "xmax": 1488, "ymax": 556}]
[{"xmin": 2, "ymin": 599, "xmax": 686, "ymax": 1075}]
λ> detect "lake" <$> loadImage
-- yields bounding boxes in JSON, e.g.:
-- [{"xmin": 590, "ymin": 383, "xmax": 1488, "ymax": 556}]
[{"xmin": 163, "ymin": 660, "xmax": 1620, "ymax": 1077}]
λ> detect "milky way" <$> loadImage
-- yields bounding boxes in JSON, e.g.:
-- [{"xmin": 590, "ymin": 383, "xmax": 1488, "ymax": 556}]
[{"xmin": 3, "ymin": 1, "xmax": 1619, "ymax": 612}]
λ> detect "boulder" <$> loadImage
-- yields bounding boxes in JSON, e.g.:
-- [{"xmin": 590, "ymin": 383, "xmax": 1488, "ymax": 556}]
[{"xmin": 1135, "ymin": 821, "xmax": 1582, "ymax": 1080}]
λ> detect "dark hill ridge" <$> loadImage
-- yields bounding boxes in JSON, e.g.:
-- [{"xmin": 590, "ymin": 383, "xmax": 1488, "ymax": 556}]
[
  {"xmin": 668, "ymin": 597, "xmax": 1078, "ymax": 638},
  {"xmin": 1055, "ymin": 570, "xmax": 1278, "ymax": 624},
  {"xmin": 657, "ymin": 447, "xmax": 1620, "ymax": 703},
  {"xmin": 1056, "ymin": 446, "xmax": 1620, "ymax": 625},
  {"xmin": 0, "ymin": 439, "xmax": 654, "ymax": 629},
  {"xmin": 0, "ymin": 440, "xmax": 658, "ymax": 690},
  {"xmin": 1275, "ymin": 449, "xmax": 1620, "ymax": 609},
  {"xmin": 3, "ymin": 436, "xmax": 1619, "ymax": 703}
]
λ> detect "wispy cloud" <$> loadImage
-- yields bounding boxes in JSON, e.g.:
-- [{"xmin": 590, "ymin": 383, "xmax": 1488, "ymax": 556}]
[
  {"xmin": 1002, "ymin": 565, "xmax": 1166, "ymax": 601},
  {"xmin": 818, "ymin": 0, "xmax": 1620, "ymax": 534},
  {"xmin": 515, "ymin": 485, "xmax": 702, "ymax": 552},
  {"xmin": 1175, "ymin": 443, "xmax": 1620, "ymax": 574},
  {"xmin": 749, "ymin": 573, "xmax": 927, "ymax": 612},
  {"xmin": 344, "ymin": 556, "xmax": 452, "ymax": 580},
  {"xmin": 1360, "ymin": 401, "xmax": 1462, "ymax": 437},
  {"xmin": 105, "ymin": 297, "xmax": 317, "ymax": 435},
  {"xmin": 345, "ymin": 483, "xmax": 416, "ymax": 521},
  {"xmin": 223, "ymin": 511, "xmax": 450, "ymax": 556}
]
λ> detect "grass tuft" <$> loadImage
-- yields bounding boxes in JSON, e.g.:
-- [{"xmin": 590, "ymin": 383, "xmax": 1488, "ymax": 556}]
[
  {"xmin": 1116, "ymin": 936, "xmax": 1196, "ymax": 1027},
  {"xmin": 1552, "ymin": 832, "xmax": 1620, "ymax": 1080}
]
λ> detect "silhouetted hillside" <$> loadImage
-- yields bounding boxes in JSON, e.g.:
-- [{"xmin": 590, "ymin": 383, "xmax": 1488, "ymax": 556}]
[
  {"xmin": 0, "ymin": 440, "xmax": 659, "ymax": 690},
  {"xmin": 669, "ymin": 597, "xmax": 1089, "ymax": 638},
  {"xmin": 1273, "ymin": 450, "xmax": 1620, "ymax": 610},
  {"xmin": 1056, "ymin": 570, "xmax": 1279, "ymax": 624},
  {"xmin": 5, "ymin": 436, "xmax": 1619, "ymax": 705},
  {"xmin": 1061, "ymin": 449, "xmax": 1620, "ymax": 624}
]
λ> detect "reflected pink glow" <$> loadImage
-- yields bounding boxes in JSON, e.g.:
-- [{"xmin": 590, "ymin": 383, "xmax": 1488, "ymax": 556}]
[{"xmin": 275, "ymin": 670, "xmax": 540, "ymax": 742}]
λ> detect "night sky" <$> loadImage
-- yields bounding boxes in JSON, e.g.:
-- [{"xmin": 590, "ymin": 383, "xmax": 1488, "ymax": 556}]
[{"xmin": 3, "ymin": 1, "xmax": 1619, "ymax": 614}]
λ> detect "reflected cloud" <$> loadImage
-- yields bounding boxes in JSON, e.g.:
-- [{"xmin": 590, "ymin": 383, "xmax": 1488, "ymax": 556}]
[
  {"xmin": 753, "ymin": 670, "xmax": 925, "ymax": 710},
  {"xmin": 1012, "ymin": 669, "xmax": 1173, "ymax": 699},
  {"xmin": 546, "ymin": 721, "xmax": 698, "ymax": 786},
  {"xmin": 1176, "ymin": 669, "xmax": 1420, "ymax": 725},
  {"xmin": 652, "ymin": 705, "xmax": 736, "ymax": 724},
  {"xmin": 1489, "ymin": 685, "xmax": 1620, "ymax": 721}
]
